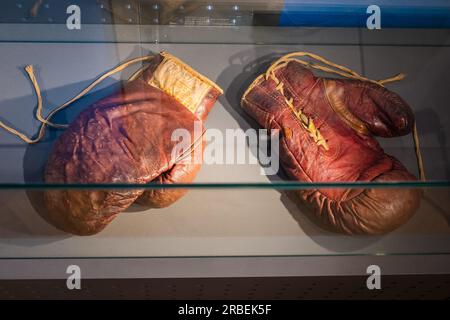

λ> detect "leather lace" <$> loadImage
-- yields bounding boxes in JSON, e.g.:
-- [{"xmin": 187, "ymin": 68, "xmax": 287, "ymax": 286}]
[{"xmin": 0, "ymin": 55, "xmax": 154, "ymax": 144}]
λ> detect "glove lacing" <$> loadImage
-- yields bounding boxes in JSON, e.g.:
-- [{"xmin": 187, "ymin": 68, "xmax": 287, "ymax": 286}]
[{"xmin": 242, "ymin": 51, "xmax": 425, "ymax": 181}]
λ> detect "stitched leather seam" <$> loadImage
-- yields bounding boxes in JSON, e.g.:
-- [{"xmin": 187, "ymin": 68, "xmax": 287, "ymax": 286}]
[
  {"xmin": 280, "ymin": 73, "xmax": 326, "ymax": 128},
  {"xmin": 245, "ymin": 84, "xmax": 294, "ymax": 123},
  {"xmin": 244, "ymin": 98, "xmax": 367, "ymax": 202},
  {"xmin": 242, "ymin": 98, "xmax": 313, "ymax": 182},
  {"xmin": 258, "ymin": 82, "xmax": 290, "ymax": 106}
]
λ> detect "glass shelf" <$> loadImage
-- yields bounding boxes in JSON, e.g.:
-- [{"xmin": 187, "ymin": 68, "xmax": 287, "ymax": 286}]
[
  {"xmin": 0, "ymin": 186, "xmax": 449, "ymax": 258},
  {"xmin": 0, "ymin": 1, "xmax": 449, "ymax": 259}
]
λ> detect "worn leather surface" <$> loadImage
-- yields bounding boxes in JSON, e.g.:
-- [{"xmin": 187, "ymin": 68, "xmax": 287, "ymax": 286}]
[
  {"xmin": 43, "ymin": 53, "xmax": 221, "ymax": 235},
  {"xmin": 135, "ymin": 140, "xmax": 204, "ymax": 208},
  {"xmin": 242, "ymin": 60, "xmax": 422, "ymax": 235}
]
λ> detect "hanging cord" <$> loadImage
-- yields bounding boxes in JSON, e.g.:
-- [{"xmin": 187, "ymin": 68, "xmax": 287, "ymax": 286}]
[
  {"xmin": 128, "ymin": 64, "xmax": 151, "ymax": 83},
  {"xmin": 0, "ymin": 55, "xmax": 154, "ymax": 144},
  {"xmin": 243, "ymin": 51, "xmax": 425, "ymax": 181},
  {"xmin": 413, "ymin": 122, "xmax": 426, "ymax": 181}
]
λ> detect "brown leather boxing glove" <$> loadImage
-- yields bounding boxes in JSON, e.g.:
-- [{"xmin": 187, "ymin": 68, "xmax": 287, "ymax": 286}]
[
  {"xmin": 42, "ymin": 52, "xmax": 222, "ymax": 235},
  {"xmin": 241, "ymin": 52, "xmax": 423, "ymax": 235}
]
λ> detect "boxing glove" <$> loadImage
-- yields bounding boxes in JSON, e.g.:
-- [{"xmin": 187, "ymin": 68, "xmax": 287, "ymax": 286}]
[
  {"xmin": 42, "ymin": 52, "xmax": 222, "ymax": 235},
  {"xmin": 241, "ymin": 52, "xmax": 423, "ymax": 235}
]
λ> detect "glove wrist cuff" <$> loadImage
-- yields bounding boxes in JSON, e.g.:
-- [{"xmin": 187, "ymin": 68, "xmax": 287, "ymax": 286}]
[{"xmin": 147, "ymin": 52, "xmax": 223, "ymax": 119}]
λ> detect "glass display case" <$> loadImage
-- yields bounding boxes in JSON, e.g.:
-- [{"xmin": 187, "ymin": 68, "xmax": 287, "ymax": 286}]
[{"xmin": 0, "ymin": 0, "xmax": 449, "ymax": 298}]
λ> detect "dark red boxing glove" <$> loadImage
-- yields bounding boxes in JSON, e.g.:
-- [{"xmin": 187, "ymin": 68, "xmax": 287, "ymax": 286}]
[
  {"xmin": 42, "ymin": 52, "xmax": 222, "ymax": 235},
  {"xmin": 241, "ymin": 52, "xmax": 423, "ymax": 235}
]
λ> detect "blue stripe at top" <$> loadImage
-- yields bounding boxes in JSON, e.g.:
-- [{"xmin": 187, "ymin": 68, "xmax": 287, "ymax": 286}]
[{"xmin": 279, "ymin": 1, "xmax": 450, "ymax": 28}]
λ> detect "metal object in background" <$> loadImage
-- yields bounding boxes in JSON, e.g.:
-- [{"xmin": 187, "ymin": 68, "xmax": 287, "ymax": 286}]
[
  {"xmin": 0, "ymin": 0, "xmax": 273, "ymax": 26},
  {"xmin": 3, "ymin": 1, "xmax": 450, "ymax": 27}
]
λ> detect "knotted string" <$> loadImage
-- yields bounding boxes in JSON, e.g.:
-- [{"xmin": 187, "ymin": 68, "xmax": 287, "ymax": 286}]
[
  {"xmin": 243, "ymin": 51, "xmax": 425, "ymax": 181},
  {"xmin": 0, "ymin": 55, "xmax": 154, "ymax": 144}
]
